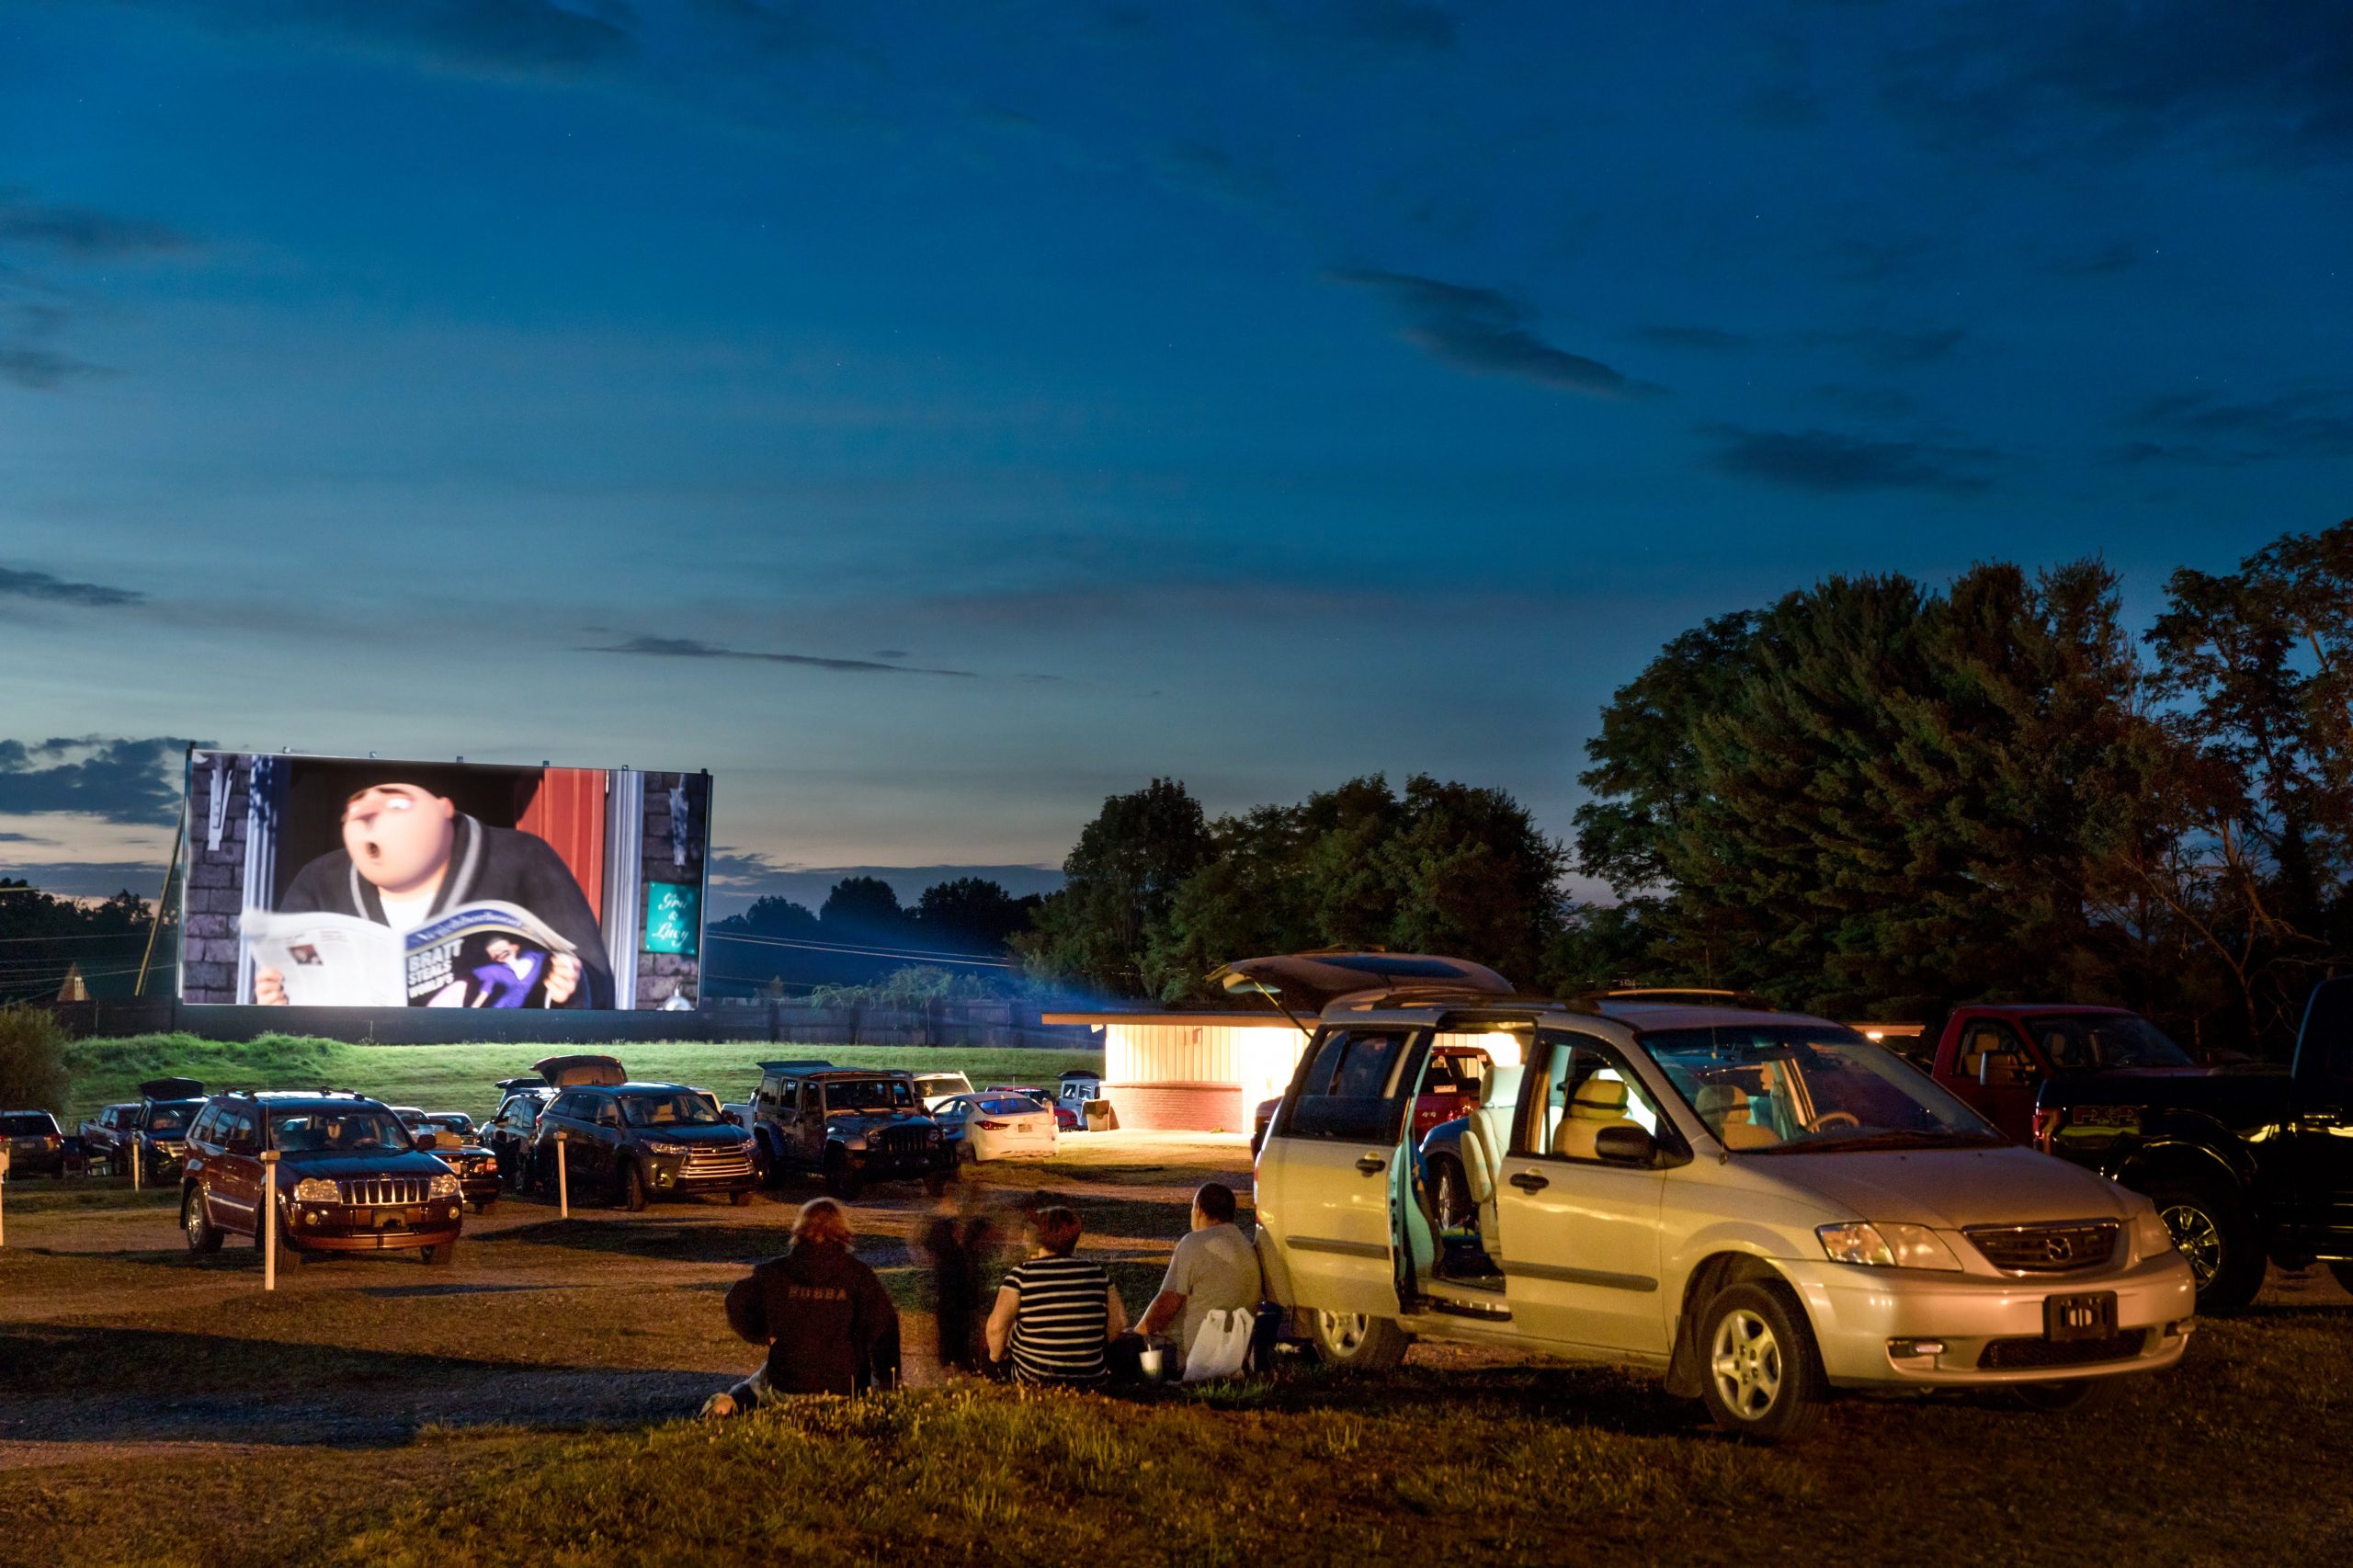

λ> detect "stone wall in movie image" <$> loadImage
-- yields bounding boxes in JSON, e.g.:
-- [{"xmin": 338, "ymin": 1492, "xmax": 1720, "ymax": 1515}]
[
  {"xmin": 635, "ymin": 770, "xmax": 709, "ymax": 1008},
  {"xmin": 180, "ymin": 752, "xmax": 256, "ymax": 1005}
]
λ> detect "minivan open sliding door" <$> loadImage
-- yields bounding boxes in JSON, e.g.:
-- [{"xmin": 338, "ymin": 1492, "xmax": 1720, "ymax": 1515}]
[{"xmin": 1260, "ymin": 1025, "xmax": 1431, "ymax": 1318}]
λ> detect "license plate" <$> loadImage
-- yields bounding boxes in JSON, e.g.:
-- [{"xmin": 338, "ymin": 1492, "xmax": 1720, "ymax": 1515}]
[
  {"xmin": 2044, "ymin": 1290, "xmax": 2119, "ymax": 1342},
  {"xmin": 2071, "ymin": 1106, "xmax": 2140, "ymax": 1129}
]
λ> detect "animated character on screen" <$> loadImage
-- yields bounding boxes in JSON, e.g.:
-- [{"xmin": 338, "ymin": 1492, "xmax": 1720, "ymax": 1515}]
[
  {"xmin": 469, "ymin": 937, "xmax": 549, "ymax": 1008},
  {"xmin": 254, "ymin": 780, "xmax": 614, "ymax": 1007}
]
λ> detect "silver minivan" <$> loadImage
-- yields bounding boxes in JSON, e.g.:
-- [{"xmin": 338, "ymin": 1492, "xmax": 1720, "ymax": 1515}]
[{"xmin": 1237, "ymin": 952, "xmax": 2197, "ymax": 1439}]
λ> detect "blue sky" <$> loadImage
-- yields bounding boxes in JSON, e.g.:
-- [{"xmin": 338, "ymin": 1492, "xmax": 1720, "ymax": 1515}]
[{"xmin": 3, "ymin": 1, "xmax": 2349, "ymax": 910}]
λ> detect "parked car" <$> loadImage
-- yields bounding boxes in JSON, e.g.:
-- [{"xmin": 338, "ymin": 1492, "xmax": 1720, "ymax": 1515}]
[
  {"xmin": 1057, "ymin": 1071, "xmax": 1103, "ymax": 1128},
  {"xmin": 745, "ymin": 1061, "xmax": 953, "ymax": 1199},
  {"xmin": 390, "ymin": 1108, "xmax": 503, "ymax": 1212},
  {"xmin": 3, "ymin": 1110, "xmax": 67, "ymax": 1177},
  {"xmin": 1922, "ymin": 1005, "xmax": 2206, "ymax": 1142},
  {"xmin": 1234, "ymin": 949, "xmax": 2195, "ymax": 1440},
  {"xmin": 935, "ymin": 1092, "xmax": 1060, "ymax": 1162},
  {"xmin": 81, "ymin": 1078, "xmax": 207, "ymax": 1179},
  {"xmin": 912, "ymin": 1072, "xmax": 976, "ymax": 1112},
  {"xmin": 483, "ymin": 1056, "xmax": 625, "ymax": 1187},
  {"xmin": 527, "ymin": 1082, "xmax": 760, "ymax": 1210},
  {"xmin": 181, "ymin": 1091, "xmax": 465, "ymax": 1265},
  {"xmin": 2033, "ymin": 976, "xmax": 2353, "ymax": 1312},
  {"xmin": 985, "ymin": 1085, "xmax": 1080, "ymax": 1133}
]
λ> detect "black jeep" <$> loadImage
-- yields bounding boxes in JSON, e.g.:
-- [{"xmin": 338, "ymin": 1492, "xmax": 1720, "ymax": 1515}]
[{"xmin": 745, "ymin": 1062, "xmax": 954, "ymax": 1199}]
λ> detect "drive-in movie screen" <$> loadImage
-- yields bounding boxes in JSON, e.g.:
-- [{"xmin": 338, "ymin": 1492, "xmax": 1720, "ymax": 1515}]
[{"xmin": 177, "ymin": 752, "xmax": 710, "ymax": 1011}]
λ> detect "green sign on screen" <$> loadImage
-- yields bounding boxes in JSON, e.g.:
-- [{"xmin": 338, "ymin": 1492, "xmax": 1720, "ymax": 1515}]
[{"xmin": 643, "ymin": 881, "xmax": 701, "ymax": 956}]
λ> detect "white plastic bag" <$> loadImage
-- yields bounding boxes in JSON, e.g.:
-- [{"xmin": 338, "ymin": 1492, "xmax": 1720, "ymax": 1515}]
[{"xmin": 1181, "ymin": 1308, "xmax": 1253, "ymax": 1382}]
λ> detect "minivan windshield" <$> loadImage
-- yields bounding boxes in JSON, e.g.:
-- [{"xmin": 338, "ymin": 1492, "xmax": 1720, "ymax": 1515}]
[
  {"xmin": 2026, "ymin": 1014, "xmax": 2193, "ymax": 1071},
  {"xmin": 1643, "ymin": 1024, "xmax": 2002, "ymax": 1153},
  {"xmin": 620, "ymin": 1091, "xmax": 728, "ymax": 1129}
]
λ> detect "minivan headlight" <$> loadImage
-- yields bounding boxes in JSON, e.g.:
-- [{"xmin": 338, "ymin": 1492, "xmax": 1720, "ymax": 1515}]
[
  {"xmin": 292, "ymin": 1176, "xmax": 338, "ymax": 1204},
  {"xmin": 2131, "ymin": 1203, "xmax": 2174, "ymax": 1260},
  {"xmin": 427, "ymin": 1173, "xmax": 461, "ymax": 1199},
  {"xmin": 1817, "ymin": 1221, "xmax": 1963, "ymax": 1271}
]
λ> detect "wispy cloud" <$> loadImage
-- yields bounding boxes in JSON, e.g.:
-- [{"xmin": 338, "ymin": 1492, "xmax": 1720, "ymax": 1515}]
[
  {"xmin": 0, "ymin": 737, "xmax": 191, "ymax": 825},
  {"xmin": 0, "ymin": 564, "xmax": 145, "ymax": 608},
  {"xmin": 113, "ymin": 0, "xmax": 637, "ymax": 81},
  {"xmin": 0, "ymin": 193, "xmax": 195, "ymax": 259},
  {"xmin": 1329, "ymin": 268, "xmax": 1665, "ymax": 400},
  {"xmin": 2116, "ymin": 388, "xmax": 2353, "ymax": 466},
  {"xmin": 1636, "ymin": 324, "xmax": 1754, "ymax": 353},
  {"xmin": 1799, "ymin": 325, "xmax": 1966, "ymax": 371},
  {"xmin": 585, "ymin": 634, "xmax": 978, "ymax": 677},
  {"xmin": 1701, "ymin": 424, "xmax": 1995, "ymax": 494}
]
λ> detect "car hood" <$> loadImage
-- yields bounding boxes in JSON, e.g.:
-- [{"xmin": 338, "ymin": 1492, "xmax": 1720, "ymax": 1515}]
[
  {"xmin": 631, "ymin": 1124, "xmax": 748, "ymax": 1145},
  {"xmin": 832, "ymin": 1110, "xmax": 933, "ymax": 1131},
  {"xmin": 276, "ymin": 1150, "xmax": 453, "ymax": 1178},
  {"xmin": 1756, "ymin": 1145, "xmax": 2132, "ymax": 1230}
]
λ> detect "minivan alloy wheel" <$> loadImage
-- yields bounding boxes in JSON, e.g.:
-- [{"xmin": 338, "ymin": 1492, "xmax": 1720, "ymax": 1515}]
[
  {"xmin": 1319, "ymin": 1311, "xmax": 1367, "ymax": 1357},
  {"xmin": 2159, "ymin": 1202, "xmax": 2222, "ymax": 1287},
  {"xmin": 1710, "ymin": 1307, "xmax": 1784, "ymax": 1419}
]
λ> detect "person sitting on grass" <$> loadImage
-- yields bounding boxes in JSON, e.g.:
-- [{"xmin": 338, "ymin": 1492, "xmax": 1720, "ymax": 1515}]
[
  {"xmin": 1134, "ymin": 1181, "xmax": 1261, "ymax": 1379},
  {"xmin": 985, "ymin": 1205, "xmax": 1125, "ymax": 1386},
  {"xmin": 703, "ymin": 1198, "xmax": 900, "ymax": 1417}
]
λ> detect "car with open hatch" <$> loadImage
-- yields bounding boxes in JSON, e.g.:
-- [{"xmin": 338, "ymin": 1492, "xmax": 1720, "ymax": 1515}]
[
  {"xmin": 180, "ymin": 1090, "xmax": 465, "ymax": 1265},
  {"xmin": 526, "ymin": 1081, "xmax": 760, "ymax": 1210},
  {"xmin": 1235, "ymin": 950, "xmax": 2197, "ymax": 1440}
]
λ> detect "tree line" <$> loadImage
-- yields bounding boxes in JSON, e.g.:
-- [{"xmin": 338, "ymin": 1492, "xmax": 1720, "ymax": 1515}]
[{"xmin": 1017, "ymin": 518, "xmax": 2353, "ymax": 1055}]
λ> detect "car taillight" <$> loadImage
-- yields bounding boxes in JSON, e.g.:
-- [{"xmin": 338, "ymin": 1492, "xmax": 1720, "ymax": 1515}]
[
  {"xmin": 975, "ymin": 1119, "xmax": 1008, "ymax": 1131},
  {"xmin": 2033, "ymin": 1106, "xmax": 2063, "ymax": 1152}
]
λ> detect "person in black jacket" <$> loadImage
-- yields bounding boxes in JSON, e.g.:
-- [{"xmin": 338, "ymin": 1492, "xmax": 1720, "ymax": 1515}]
[{"xmin": 705, "ymin": 1199, "xmax": 901, "ymax": 1415}]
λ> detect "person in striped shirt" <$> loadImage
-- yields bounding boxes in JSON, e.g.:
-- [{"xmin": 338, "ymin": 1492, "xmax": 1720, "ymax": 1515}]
[{"xmin": 985, "ymin": 1205, "xmax": 1128, "ymax": 1385}]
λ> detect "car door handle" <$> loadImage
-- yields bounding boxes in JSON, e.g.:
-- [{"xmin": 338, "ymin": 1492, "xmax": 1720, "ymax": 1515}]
[
  {"xmin": 1509, "ymin": 1171, "xmax": 1549, "ymax": 1193},
  {"xmin": 1355, "ymin": 1153, "xmax": 1387, "ymax": 1175}
]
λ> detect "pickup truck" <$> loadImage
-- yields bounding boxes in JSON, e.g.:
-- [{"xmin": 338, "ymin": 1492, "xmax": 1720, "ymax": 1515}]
[
  {"xmin": 2033, "ymin": 977, "xmax": 2353, "ymax": 1312},
  {"xmin": 1924, "ymin": 1005, "xmax": 2205, "ymax": 1143}
]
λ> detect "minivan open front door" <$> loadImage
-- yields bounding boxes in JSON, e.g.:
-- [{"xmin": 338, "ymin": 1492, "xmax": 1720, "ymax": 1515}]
[{"xmin": 1258, "ymin": 1026, "xmax": 1431, "ymax": 1318}]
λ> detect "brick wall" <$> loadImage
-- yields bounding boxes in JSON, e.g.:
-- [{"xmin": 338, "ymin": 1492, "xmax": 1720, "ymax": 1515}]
[
  {"xmin": 180, "ymin": 754, "xmax": 252, "ymax": 1004},
  {"xmin": 1101, "ymin": 1082, "xmax": 1245, "ymax": 1133}
]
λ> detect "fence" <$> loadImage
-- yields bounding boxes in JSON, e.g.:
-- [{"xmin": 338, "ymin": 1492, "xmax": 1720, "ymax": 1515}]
[{"xmin": 27, "ymin": 994, "xmax": 1098, "ymax": 1051}]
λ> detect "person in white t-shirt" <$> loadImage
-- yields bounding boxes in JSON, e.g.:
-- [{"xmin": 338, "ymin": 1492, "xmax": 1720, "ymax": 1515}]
[{"xmin": 1136, "ymin": 1182, "xmax": 1261, "ymax": 1377}]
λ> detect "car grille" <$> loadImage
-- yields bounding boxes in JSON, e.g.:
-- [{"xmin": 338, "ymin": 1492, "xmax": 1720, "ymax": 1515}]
[
  {"xmin": 339, "ymin": 1176, "xmax": 430, "ymax": 1206},
  {"xmin": 682, "ymin": 1145, "xmax": 753, "ymax": 1179},
  {"xmin": 1978, "ymin": 1329, "xmax": 2147, "ymax": 1369},
  {"xmin": 1964, "ymin": 1221, "xmax": 2120, "ymax": 1274},
  {"xmin": 873, "ymin": 1127, "xmax": 930, "ymax": 1160}
]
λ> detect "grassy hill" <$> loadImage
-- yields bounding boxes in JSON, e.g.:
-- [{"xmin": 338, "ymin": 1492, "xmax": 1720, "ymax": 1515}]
[{"xmin": 62, "ymin": 1035, "xmax": 1103, "ymax": 1122}]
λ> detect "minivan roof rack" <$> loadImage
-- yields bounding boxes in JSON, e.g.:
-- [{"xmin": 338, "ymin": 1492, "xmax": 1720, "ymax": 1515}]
[{"xmin": 1585, "ymin": 987, "xmax": 1776, "ymax": 1012}]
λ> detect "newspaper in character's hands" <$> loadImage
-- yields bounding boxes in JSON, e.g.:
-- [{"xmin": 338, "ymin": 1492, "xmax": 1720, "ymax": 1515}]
[{"xmin": 242, "ymin": 902, "xmax": 578, "ymax": 1008}]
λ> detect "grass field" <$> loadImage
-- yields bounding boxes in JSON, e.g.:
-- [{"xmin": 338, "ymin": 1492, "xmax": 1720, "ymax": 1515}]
[{"xmin": 60, "ymin": 1034, "xmax": 1104, "ymax": 1123}]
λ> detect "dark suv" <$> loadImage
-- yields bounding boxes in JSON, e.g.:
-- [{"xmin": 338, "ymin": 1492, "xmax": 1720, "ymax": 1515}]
[
  {"xmin": 483, "ymin": 1055, "xmax": 627, "ymax": 1187},
  {"xmin": 527, "ymin": 1082, "xmax": 760, "ymax": 1210},
  {"xmin": 3, "ymin": 1110, "xmax": 67, "ymax": 1177},
  {"xmin": 745, "ymin": 1062, "xmax": 953, "ymax": 1199},
  {"xmin": 82, "ymin": 1078, "xmax": 207, "ymax": 1178},
  {"xmin": 181, "ymin": 1091, "xmax": 465, "ymax": 1265}
]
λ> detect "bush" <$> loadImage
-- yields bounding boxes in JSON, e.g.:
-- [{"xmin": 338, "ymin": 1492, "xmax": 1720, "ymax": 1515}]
[{"xmin": 0, "ymin": 1006, "xmax": 72, "ymax": 1114}]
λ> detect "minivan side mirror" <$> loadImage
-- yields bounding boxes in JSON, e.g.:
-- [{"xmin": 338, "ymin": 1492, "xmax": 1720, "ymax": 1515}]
[{"xmin": 1595, "ymin": 1125, "xmax": 1656, "ymax": 1165}]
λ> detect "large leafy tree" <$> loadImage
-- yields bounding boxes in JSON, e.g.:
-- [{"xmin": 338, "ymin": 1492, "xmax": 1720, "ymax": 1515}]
[
  {"xmin": 911, "ymin": 876, "xmax": 1032, "ymax": 953},
  {"xmin": 1017, "ymin": 778, "xmax": 1214, "ymax": 995}
]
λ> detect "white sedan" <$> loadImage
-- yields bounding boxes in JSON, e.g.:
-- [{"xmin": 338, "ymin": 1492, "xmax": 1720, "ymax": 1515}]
[{"xmin": 938, "ymin": 1093, "xmax": 1059, "ymax": 1163}]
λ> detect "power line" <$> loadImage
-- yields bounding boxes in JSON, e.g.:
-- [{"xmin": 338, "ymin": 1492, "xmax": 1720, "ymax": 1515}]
[{"xmin": 705, "ymin": 930, "xmax": 1017, "ymax": 968}]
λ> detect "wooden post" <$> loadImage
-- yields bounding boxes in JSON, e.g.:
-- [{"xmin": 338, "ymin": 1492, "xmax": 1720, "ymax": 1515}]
[
  {"xmin": 0, "ymin": 1144, "xmax": 11, "ymax": 1248},
  {"xmin": 131, "ymin": 1135, "xmax": 141, "ymax": 1193},
  {"xmin": 555, "ymin": 1131, "xmax": 569, "ymax": 1219},
  {"xmin": 261, "ymin": 1151, "xmax": 279, "ymax": 1292}
]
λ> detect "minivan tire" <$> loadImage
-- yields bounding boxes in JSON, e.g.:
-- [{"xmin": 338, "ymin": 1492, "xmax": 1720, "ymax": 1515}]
[
  {"xmin": 1695, "ymin": 1280, "xmax": 1824, "ymax": 1442},
  {"xmin": 1305, "ymin": 1310, "xmax": 1410, "ymax": 1371},
  {"xmin": 182, "ymin": 1187, "xmax": 222, "ymax": 1256},
  {"xmin": 620, "ymin": 1159, "xmax": 649, "ymax": 1213},
  {"xmin": 2148, "ymin": 1177, "xmax": 2263, "ymax": 1312}
]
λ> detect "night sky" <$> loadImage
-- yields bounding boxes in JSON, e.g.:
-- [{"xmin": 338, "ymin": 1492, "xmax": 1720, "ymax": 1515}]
[{"xmin": 4, "ymin": 2, "xmax": 2349, "ymax": 912}]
